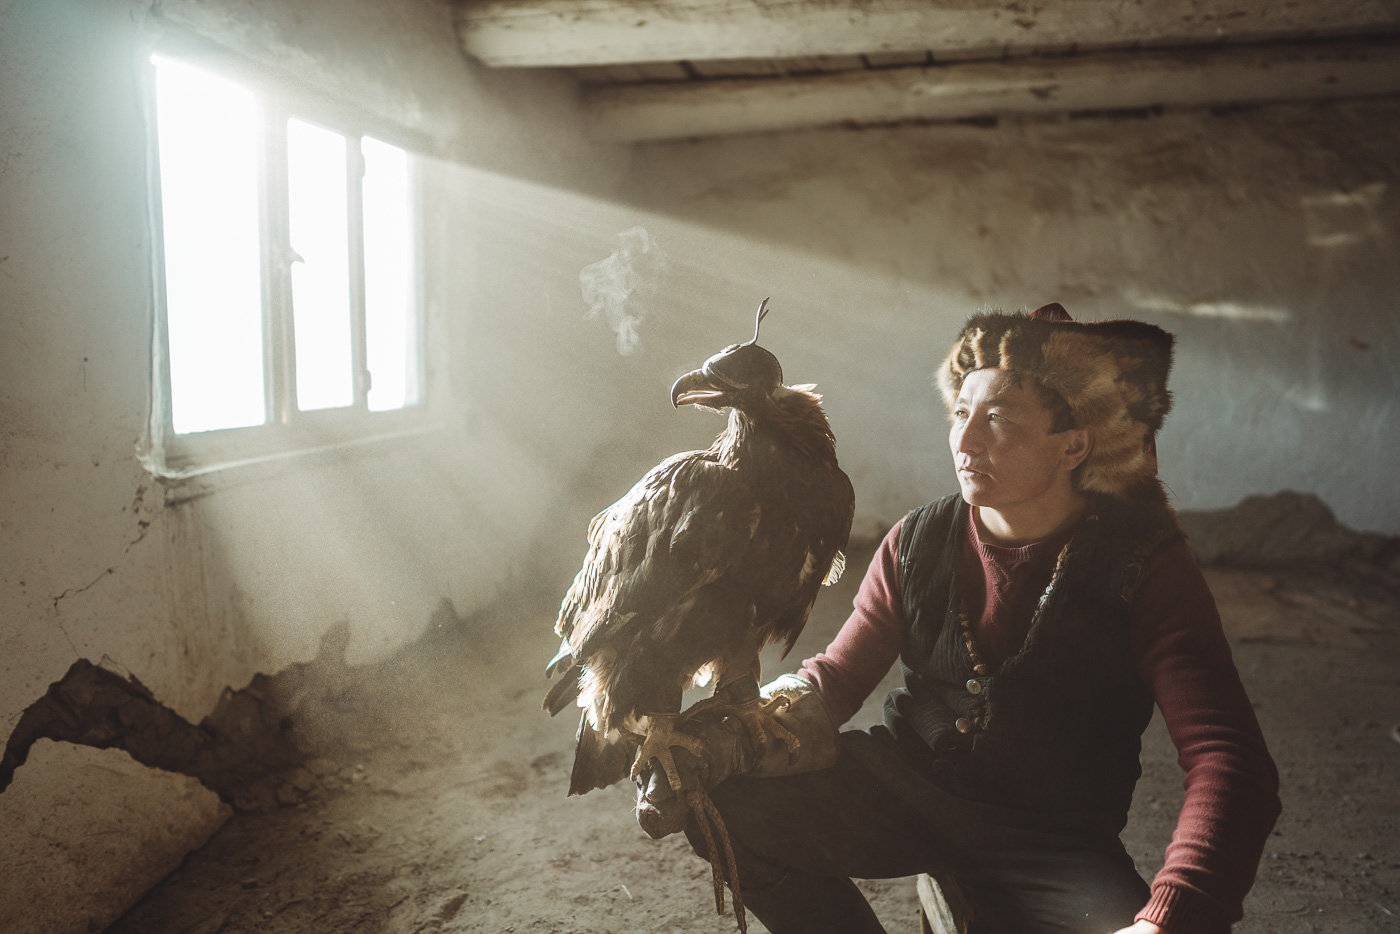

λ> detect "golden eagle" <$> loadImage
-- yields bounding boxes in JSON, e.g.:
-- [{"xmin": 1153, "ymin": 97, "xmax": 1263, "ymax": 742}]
[{"xmin": 544, "ymin": 300, "xmax": 855, "ymax": 795}]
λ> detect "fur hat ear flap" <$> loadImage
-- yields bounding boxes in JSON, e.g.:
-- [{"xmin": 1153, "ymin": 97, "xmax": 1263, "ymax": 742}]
[{"xmin": 939, "ymin": 305, "xmax": 1174, "ymax": 502}]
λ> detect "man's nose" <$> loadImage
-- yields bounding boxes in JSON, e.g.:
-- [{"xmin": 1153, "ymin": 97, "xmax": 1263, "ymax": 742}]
[{"xmin": 953, "ymin": 420, "xmax": 983, "ymax": 454}]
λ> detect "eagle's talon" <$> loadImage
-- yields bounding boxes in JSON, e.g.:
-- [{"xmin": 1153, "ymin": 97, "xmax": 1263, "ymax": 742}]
[{"xmin": 631, "ymin": 713, "xmax": 706, "ymax": 792}]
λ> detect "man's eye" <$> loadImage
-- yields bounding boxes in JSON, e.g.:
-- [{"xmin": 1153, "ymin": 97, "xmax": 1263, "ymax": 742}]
[{"xmin": 953, "ymin": 409, "xmax": 968, "ymax": 419}]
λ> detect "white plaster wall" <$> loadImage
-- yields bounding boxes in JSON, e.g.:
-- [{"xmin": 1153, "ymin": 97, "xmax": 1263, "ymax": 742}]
[
  {"xmin": 610, "ymin": 102, "xmax": 1400, "ymax": 536},
  {"xmin": 0, "ymin": 0, "xmax": 633, "ymax": 930}
]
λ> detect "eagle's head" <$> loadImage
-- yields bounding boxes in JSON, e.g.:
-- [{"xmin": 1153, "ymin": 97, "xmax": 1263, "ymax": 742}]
[{"xmin": 671, "ymin": 299, "xmax": 784, "ymax": 411}]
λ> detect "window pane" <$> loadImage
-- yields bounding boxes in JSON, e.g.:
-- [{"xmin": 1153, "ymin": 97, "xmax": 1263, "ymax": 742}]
[
  {"xmin": 362, "ymin": 137, "xmax": 419, "ymax": 412},
  {"xmin": 152, "ymin": 56, "xmax": 265, "ymax": 435},
  {"xmin": 287, "ymin": 118, "xmax": 354, "ymax": 411}
]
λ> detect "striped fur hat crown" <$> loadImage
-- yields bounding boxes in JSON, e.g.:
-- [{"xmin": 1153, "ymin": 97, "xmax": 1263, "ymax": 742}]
[{"xmin": 938, "ymin": 303, "xmax": 1175, "ymax": 500}]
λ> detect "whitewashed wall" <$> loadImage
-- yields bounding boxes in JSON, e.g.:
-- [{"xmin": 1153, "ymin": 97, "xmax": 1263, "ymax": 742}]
[{"xmin": 609, "ymin": 101, "xmax": 1400, "ymax": 537}]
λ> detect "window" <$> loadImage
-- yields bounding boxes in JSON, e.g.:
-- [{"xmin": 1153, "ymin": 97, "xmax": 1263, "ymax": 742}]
[{"xmin": 148, "ymin": 53, "xmax": 422, "ymax": 472}]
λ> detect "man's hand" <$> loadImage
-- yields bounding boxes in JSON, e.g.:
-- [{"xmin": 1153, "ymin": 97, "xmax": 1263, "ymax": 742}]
[
  {"xmin": 633, "ymin": 676, "xmax": 839, "ymax": 839},
  {"xmin": 1111, "ymin": 921, "xmax": 1161, "ymax": 934}
]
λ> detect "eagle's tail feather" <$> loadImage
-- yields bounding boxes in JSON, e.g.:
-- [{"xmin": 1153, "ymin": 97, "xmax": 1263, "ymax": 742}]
[
  {"xmin": 568, "ymin": 715, "xmax": 635, "ymax": 795},
  {"xmin": 543, "ymin": 664, "xmax": 582, "ymax": 716}
]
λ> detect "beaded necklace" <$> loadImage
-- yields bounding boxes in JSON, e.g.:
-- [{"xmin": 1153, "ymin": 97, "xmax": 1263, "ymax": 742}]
[{"xmin": 959, "ymin": 536, "xmax": 1074, "ymax": 673}]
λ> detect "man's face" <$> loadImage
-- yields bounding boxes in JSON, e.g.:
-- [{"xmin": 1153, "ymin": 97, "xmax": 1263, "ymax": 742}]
[{"xmin": 948, "ymin": 368, "xmax": 1080, "ymax": 512}]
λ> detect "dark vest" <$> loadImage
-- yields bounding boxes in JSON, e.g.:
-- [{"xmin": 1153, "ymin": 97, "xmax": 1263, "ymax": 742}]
[{"xmin": 883, "ymin": 494, "xmax": 1180, "ymax": 833}]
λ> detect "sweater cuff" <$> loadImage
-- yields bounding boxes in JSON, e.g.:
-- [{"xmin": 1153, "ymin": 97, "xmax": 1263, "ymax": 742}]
[{"xmin": 1137, "ymin": 883, "xmax": 1233, "ymax": 934}]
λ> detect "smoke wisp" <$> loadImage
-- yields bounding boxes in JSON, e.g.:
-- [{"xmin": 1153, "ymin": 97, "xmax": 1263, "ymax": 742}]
[{"xmin": 579, "ymin": 227, "xmax": 668, "ymax": 355}]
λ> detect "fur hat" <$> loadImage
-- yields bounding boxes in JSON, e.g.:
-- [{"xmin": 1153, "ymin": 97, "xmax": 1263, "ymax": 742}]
[{"xmin": 938, "ymin": 303, "xmax": 1174, "ymax": 500}]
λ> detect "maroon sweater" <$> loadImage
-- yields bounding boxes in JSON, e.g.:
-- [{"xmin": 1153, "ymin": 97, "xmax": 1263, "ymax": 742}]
[{"xmin": 798, "ymin": 510, "xmax": 1281, "ymax": 933}]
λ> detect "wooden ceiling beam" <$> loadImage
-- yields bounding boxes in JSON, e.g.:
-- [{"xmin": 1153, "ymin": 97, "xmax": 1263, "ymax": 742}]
[
  {"xmin": 455, "ymin": 0, "xmax": 1400, "ymax": 68},
  {"xmin": 581, "ymin": 38, "xmax": 1400, "ymax": 141}
]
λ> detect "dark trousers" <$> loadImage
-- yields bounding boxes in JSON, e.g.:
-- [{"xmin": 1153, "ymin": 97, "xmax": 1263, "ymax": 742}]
[{"xmin": 685, "ymin": 728, "xmax": 1149, "ymax": 934}]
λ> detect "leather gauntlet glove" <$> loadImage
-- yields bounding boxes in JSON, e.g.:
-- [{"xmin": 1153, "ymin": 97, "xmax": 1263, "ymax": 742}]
[{"xmin": 635, "ymin": 675, "xmax": 839, "ymax": 839}]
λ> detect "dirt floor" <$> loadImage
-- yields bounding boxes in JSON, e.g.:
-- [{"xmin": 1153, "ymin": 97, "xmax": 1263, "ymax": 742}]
[{"xmin": 107, "ymin": 545, "xmax": 1400, "ymax": 934}]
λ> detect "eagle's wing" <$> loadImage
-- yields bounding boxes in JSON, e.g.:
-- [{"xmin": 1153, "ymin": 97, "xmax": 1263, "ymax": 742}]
[
  {"xmin": 551, "ymin": 450, "xmax": 761, "ymax": 710},
  {"xmin": 764, "ymin": 465, "xmax": 856, "ymax": 658}
]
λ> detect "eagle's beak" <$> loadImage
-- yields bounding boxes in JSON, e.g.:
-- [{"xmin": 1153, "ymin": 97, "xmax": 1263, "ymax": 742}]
[{"xmin": 670, "ymin": 369, "xmax": 728, "ymax": 409}]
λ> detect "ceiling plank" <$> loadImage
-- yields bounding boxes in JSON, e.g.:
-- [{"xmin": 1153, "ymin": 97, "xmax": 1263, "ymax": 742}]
[
  {"xmin": 572, "ymin": 62, "xmax": 691, "ymax": 83},
  {"xmin": 582, "ymin": 38, "xmax": 1400, "ymax": 141},
  {"xmin": 579, "ymin": 63, "xmax": 648, "ymax": 82},
  {"xmin": 634, "ymin": 61, "xmax": 692, "ymax": 81},
  {"xmin": 863, "ymin": 51, "xmax": 932, "ymax": 69},
  {"xmin": 796, "ymin": 55, "xmax": 869, "ymax": 74},
  {"xmin": 455, "ymin": 0, "xmax": 1400, "ymax": 68},
  {"xmin": 688, "ymin": 57, "xmax": 789, "ymax": 78}
]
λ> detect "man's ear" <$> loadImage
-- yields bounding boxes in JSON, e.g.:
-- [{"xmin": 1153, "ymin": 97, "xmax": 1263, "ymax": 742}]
[{"xmin": 1061, "ymin": 428, "xmax": 1092, "ymax": 472}]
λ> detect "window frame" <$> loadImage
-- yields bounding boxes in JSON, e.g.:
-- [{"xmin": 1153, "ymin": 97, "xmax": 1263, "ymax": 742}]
[{"xmin": 143, "ymin": 31, "xmax": 431, "ymax": 478}]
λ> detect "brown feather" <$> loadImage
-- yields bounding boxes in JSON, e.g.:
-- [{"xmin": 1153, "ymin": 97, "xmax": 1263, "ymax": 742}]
[{"xmin": 545, "ymin": 362, "xmax": 854, "ymax": 793}]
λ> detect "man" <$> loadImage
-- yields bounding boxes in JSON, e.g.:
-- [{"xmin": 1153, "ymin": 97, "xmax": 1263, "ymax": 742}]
[{"xmin": 637, "ymin": 304, "xmax": 1281, "ymax": 934}]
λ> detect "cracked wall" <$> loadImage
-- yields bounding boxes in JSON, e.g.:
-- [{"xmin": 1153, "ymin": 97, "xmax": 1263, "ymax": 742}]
[{"xmin": 0, "ymin": 1, "xmax": 635, "ymax": 932}]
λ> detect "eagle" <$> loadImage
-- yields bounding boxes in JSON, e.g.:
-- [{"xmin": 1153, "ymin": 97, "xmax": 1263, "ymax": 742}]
[{"xmin": 544, "ymin": 300, "xmax": 855, "ymax": 796}]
